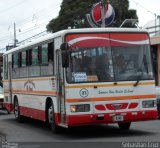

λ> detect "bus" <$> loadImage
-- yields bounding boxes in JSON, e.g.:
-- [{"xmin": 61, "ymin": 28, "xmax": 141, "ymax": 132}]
[{"xmin": 3, "ymin": 28, "xmax": 158, "ymax": 133}]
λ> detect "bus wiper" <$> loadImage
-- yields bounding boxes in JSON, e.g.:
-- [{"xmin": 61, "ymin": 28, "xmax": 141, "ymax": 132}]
[
  {"xmin": 143, "ymin": 54, "xmax": 149, "ymax": 74},
  {"xmin": 134, "ymin": 71, "xmax": 143, "ymax": 87}
]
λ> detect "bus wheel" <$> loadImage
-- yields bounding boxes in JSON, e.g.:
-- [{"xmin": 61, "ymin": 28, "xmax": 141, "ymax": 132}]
[
  {"xmin": 118, "ymin": 122, "xmax": 131, "ymax": 130},
  {"xmin": 6, "ymin": 110, "xmax": 10, "ymax": 114},
  {"xmin": 14, "ymin": 99, "xmax": 23, "ymax": 122},
  {"xmin": 48, "ymin": 102, "xmax": 60, "ymax": 133}
]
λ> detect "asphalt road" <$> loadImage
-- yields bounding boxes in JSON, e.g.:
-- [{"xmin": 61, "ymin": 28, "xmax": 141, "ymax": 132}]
[{"xmin": 0, "ymin": 110, "xmax": 160, "ymax": 148}]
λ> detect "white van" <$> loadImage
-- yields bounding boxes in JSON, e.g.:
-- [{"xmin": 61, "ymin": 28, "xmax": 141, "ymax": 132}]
[
  {"xmin": 156, "ymin": 87, "xmax": 160, "ymax": 118},
  {"xmin": 0, "ymin": 85, "xmax": 4, "ymax": 109}
]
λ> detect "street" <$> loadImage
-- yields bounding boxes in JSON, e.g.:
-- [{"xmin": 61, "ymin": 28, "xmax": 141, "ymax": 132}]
[{"xmin": 0, "ymin": 110, "xmax": 160, "ymax": 147}]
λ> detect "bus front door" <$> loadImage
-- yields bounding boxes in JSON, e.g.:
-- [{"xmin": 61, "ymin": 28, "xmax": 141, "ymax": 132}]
[{"xmin": 56, "ymin": 51, "xmax": 66, "ymax": 125}]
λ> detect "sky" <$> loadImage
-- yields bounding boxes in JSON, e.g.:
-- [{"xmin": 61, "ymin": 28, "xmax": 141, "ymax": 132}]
[{"xmin": 0, "ymin": 0, "xmax": 159, "ymax": 52}]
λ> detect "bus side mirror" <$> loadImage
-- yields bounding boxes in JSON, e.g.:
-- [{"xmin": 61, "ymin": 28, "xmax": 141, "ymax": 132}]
[
  {"xmin": 60, "ymin": 42, "xmax": 69, "ymax": 51},
  {"xmin": 61, "ymin": 51, "xmax": 69, "ymax": 67},
  {"xmin": 60, "ymin": 43, "xmax": 69, "ymax": 67}
]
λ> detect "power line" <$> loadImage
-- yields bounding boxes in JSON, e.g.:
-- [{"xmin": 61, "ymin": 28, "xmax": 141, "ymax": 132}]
[
  {"xmin": 130, "ymin": 0, "xmax": 156, "ymax": 14},
  {"xmin": 0, "ymin": 0, "xmax": 26, "ymax": 14},
  {"xmin": 0, "ymin": 30, "xmax": 48, "ymax": 52},
  {"xmin": 1, "ymin": 0, "xmax": 92, "ymax": 49},
  {"xmin": 0, "ymin": 5, "xmax": 60, "ymax": 37},
  {"xmin": 0, "ymin": 5, "xmax": 61, "ymax": 44}
]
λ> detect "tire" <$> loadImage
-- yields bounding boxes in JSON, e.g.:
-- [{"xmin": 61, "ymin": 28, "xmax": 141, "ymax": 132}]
[
  {"xmin": 14, "ymin": 99, "xmax": 24, "ymax": 122},
  {"xmin": 6, "ymin": 109, "xmax": 10, "ymax": 114},
  {"xmin": 118, "ymin": 122, "xmax": 131, "ymax": 130},
  {"xmin": 47, "ymin": 101, "xmax": 61, "ymax": 133}
]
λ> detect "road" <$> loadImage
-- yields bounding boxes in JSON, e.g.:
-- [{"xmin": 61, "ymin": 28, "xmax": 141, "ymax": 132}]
[{"xmin": 0, "ymin": 110, "xmax": 160, "ymax": 148}]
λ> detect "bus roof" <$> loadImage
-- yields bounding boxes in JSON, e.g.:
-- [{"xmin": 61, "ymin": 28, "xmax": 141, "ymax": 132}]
[{"xmin": 3, "ymin": 27, "xmax": 149, "ymax": 56}]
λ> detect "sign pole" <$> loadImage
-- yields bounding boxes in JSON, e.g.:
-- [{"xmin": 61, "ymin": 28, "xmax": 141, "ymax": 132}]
[
  {"xmin": 101, "ymin": 0, "xmax": 106, "ymax": 28},
  {"xmin": 14, "ymin": 23, "xmax": 17, "ymax": 47}
]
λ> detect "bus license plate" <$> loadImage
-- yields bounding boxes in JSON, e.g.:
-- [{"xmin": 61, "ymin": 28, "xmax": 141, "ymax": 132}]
[{"xmin": 113, "ymin": 115, "xmax": 124, "ymax": 122}]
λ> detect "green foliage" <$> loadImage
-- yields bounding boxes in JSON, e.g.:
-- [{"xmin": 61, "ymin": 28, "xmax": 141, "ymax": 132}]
[
  {"xmin": 46, "ymin": 0, "xmax": 138, "ymax": 32},
  {"xmin": 109, "ymin": 0, "xmax": 138, "ymax": 27}
]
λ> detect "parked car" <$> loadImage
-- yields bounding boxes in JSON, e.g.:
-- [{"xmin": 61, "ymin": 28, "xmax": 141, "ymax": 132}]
[
  {"xmin": 0, "ymin": 85, "xmax": 4, "ymax": 110},
  {"xmin": 156, "ymin": 87, "xmax": 160, "ymax": 118}
]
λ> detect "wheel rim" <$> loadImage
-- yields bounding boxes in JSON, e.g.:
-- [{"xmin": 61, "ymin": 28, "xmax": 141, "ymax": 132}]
[
  {"xmin": 14, "ymin": 101, "xmax": 19, "ymax": 118},
  {"xmin": 48, "ymin": 106, "xmax": 54, "ymax": 125}
]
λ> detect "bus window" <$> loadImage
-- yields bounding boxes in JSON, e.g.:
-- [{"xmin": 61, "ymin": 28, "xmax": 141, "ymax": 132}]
[
  {"xmin": 13, "ymin": 53, "xmax": 18, "ymax": 68},
  {"xmin": 12, "ymin": 52, "xmax": 19, "ymax": 78},
  {"xmin": 18, "ymin": 52, "xmax": 22, "ymax": 67},
  {"xmin": 19, "ymin": 50, "xmax": 28, "ymax": 78},
  {"xmin": 32, "ymin": 47, "xmax": 39, "ymax": 65},
  {"xmin": 28, "ymin": 47, "xmax": 40, "ymax": 77},
  {"xmin": 4, "ymin": 56, "xmax": 8, "ymax": 80},
  {"xmin": 41, "ymin": 44, "xmax": 48, "ymax": 64},
  {"xmin": 40, "ymin": 42, "xmax": 54, "ymax": 76},
  {"xmin": 28, "ymin": 49, "xmax": 32, "ymax": 66},
  {"xmin": 22, "ymin": 50, "xmax": 27, "ymax": 67},
  {"xmin": 48, "ymin": 42, "xmax": 53, "ymax": 62}
]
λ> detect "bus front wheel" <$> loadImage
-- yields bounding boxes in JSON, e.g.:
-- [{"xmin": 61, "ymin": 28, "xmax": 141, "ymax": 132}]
[
  {"xmin": 48, "ymin": 102, "xmax": 61, "ymax": 133},
  {"xmin": 14, "ymin": 99, "xmax": 24, "ymax": 122}
]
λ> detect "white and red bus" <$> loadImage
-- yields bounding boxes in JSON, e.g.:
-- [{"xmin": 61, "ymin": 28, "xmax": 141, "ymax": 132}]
[{"xmin": 3, "ymin": 28, "xmax": 157, "ymax": 133}]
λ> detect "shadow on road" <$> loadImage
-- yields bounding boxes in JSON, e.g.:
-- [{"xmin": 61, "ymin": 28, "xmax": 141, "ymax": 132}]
[
  {"xmin": 64, "ymin": 125, "xmax": 156, "ymax": 139},
  {"xmin": 2, "ymin": 116, "xmax": 157, "ymax": 140}
]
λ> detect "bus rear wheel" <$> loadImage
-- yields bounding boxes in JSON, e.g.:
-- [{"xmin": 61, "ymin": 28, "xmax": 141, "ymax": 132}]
[
  {"xmin": 14, "ymin": 99, "xmax": 24, "ymax": 122},
  {"xmin": 48, "ymin": 102, "xmax": 60, "ymax": 133},
  {"xmin": 118, "ymin": 122, "xmax": 131, "ymax": 130}
]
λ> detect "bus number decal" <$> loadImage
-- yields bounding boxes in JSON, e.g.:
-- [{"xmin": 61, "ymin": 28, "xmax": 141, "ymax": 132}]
[{"xmin": 79, "ymin": 88, "xmax": 89, "ymax": 98}]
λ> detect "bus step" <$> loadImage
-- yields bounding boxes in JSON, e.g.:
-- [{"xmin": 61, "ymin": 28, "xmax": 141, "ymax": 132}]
[{"xmin": 58, "ymin": 123, "xmax": 68, "ymax": 128}]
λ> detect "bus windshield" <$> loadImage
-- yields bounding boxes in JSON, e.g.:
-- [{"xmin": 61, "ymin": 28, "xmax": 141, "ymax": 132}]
[{"xmin": 66, "ymin": 33, "xmax": 154, "ymax": 83}]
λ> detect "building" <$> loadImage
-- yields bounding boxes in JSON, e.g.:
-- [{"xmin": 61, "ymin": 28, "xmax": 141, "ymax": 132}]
[
  {"xmin": 0, "ymin": 53, "xmax": 3, "ymax": 81},
  {"xmin": 150, "ymin": 36, "xmax": 160, "ymax": 86},
  {"xmin": 143, "ymin": 18, "xmax": 160, "ymax": 86}
]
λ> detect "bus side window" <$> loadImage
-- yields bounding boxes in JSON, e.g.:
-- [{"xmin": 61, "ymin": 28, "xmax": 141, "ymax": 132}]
[
  {"xmin": 48, "ymin": 42, "xmax": 54, "ymax": 75},
  {"xmin": 18, "ymin": 52, "xmax": 22, "ymax": 67},
  {"xmin": 40, "ymin": 42, "xmax": 53, "ymax": 76},
  {"xmin": 38, "ymin": 46, "xmax": 42, "ymax": 64},
  {"xmin": 31, "ymin": 47, "xmax": 39, "ymax": 65},
  {"xmin": 4, "ymin": 56, "xmax": 8, "ymax": 80},
  {"xmin": 12, "ymin": 53, "xmax": 18, "ymax": 68},
  {"xmin": 48, "ymin": 42, "xmax": 54, "ymax": 63},
  {"xmin": 19, "ymin": 50, "xmax": 28, "ymax": 78},
  {"xmin": 12, "ymin": 52, "xmax": 19, "ymax": 78},
  {"xmin": 22, "ymin": 50, "xmax": 27, "ymax": 67},
  {"xmin": 28, "ymin": 49, "xmax": 32, "ymax": 66},
  {"xmin": 41, "ymin": 44, "xmax": 48, "ymax": 64}
]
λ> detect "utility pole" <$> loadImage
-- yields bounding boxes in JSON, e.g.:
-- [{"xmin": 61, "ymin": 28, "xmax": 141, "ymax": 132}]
[{"xmin": 14, "ymin": 23, "xmax": 16, "ymax": 47}]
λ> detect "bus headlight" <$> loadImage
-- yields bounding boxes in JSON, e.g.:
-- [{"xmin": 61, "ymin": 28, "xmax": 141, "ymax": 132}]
[
  {"xmin": 142, "ymin": 100, "xmax": 157, "ymax": 108},
  {"xmin": 70, "ymin": 104, "xmax": 90, "ymax": 112}
]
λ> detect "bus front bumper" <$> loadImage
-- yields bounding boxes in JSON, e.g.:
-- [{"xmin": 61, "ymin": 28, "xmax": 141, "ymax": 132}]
[{"xmin": 67, "ymin": 110, "xmax": 158, "ymax": 126}]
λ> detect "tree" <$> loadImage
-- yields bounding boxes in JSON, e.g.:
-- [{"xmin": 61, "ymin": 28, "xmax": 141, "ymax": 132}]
[
  {"xmin": 46, "ymin": 0, "xmax": 138, "ymax": 32},
  {"xmin": 109, "ymin": 0, "xmax": 138, "ymax": 27}
]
